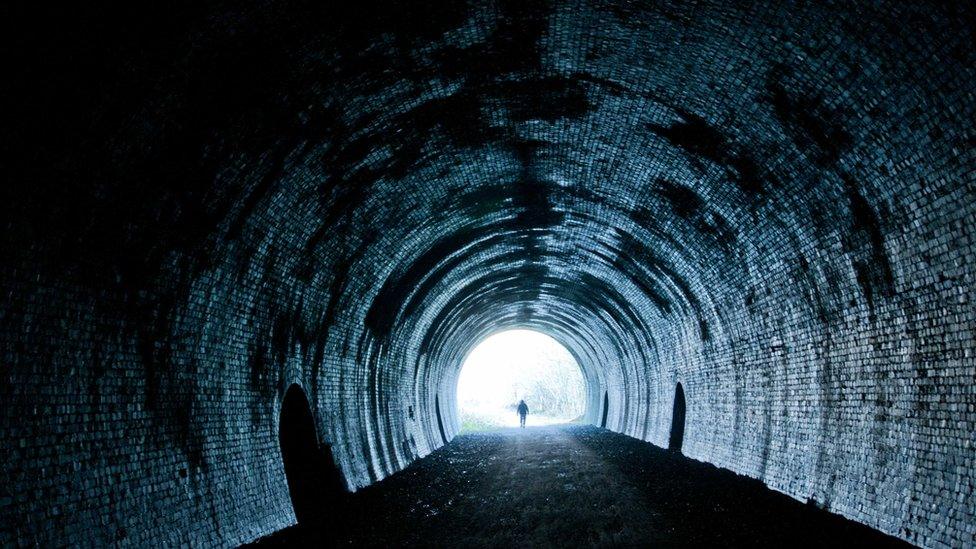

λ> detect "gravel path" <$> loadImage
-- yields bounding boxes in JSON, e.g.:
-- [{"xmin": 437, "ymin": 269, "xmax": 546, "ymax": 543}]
[{"xmin": 249, "ymin": 425, "xmax": 910, "ymax": 547}]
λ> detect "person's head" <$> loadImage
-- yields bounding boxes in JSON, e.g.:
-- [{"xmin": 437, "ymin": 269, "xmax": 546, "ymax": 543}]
[{"xmin": 519, "ymin": 399, "xmax": 525, "ymax": 404}]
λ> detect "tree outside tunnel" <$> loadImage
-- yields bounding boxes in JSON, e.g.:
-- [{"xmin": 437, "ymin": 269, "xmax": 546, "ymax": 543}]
[{"xmin": 455, "ymin": 330, "xmax": 586, "ymax": 431}]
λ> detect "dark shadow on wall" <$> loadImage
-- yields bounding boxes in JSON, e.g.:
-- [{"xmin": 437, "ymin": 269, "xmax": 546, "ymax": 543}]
[
  {"xmin": 669, "ymin": 383, "xmax": 686, "ymax": 453},
  {"xmin": 600, "ymin": 391, "xmax": 609, "ymax": 428},
  {"xmin": 279, "ymin": 385, "xmax": 347, "ymax": 527},
  {"xmin": 435, "ymin": 395, "xmax": 448, "ymax": 445}
]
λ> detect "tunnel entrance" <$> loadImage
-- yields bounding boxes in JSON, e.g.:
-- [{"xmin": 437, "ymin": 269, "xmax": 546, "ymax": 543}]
[
  {"xmin": 600, "ymin": 391, "xmax": 609, "ymax": 428},
  {"xmin": 669, "ymin": 383, "xmax": 686, "ymax": 453},
  {"xmin": 455, "ymin": 329, "xmax": 585, "ymax": 431},
  {"xmin": 278, "ymin": 384, "xmax": 347, "ymax": 526}
]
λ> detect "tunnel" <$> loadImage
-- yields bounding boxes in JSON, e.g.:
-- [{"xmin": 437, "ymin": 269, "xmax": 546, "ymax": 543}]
[{"xmin": 0, "ymin": 1, "xmax": 973, "ymax": 547}]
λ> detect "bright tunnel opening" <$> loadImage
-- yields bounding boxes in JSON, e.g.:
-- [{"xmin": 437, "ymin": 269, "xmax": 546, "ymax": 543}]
[{"xmin": 456, "ymin": 329, "xmax": 586, "ymax": 432}]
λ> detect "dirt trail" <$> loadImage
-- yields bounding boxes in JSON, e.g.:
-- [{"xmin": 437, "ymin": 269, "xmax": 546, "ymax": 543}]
[
  {"xmin": 431, "ymin": 426, "xmax": 665, "ymax": 546},
  {"xmin": 250, "ymin": 425, "xmax": 909, "ymax": 548}
]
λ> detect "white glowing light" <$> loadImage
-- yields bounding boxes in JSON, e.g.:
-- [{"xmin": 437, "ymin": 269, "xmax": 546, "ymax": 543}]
[{"xmin": 456, "ymin": 329, "xmax": 586, "ymax": 431}]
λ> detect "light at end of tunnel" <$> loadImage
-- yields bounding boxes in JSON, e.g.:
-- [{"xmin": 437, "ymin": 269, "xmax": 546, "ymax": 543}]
[{"xmin": 456, "ymin": 329, "xmax": 585, "ymax": 431}]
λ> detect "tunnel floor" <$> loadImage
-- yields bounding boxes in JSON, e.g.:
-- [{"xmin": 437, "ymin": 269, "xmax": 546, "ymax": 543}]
[{"xmin": 250, "ymin": 425, "xmax": 910, "ymax": 547}]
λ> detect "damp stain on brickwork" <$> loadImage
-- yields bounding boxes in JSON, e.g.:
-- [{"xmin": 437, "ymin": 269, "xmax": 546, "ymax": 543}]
[
  {"xmin": 765, "ymin": 64, "xmax": 853, "ymax": 169},
  {"xmin": 647, "ymin": 109, "xmax": 767, "ymax": 197}
]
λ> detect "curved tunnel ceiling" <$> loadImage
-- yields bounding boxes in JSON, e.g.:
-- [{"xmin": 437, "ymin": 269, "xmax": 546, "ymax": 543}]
[{"xmin": 1, "ymin": 0, "xmax": 974, "ymax": 546}]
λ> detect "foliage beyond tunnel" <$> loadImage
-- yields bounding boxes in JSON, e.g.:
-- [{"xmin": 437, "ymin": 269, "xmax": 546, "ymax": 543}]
[{"xmin": 456, "ymin": 329, "xmax": 586, "ymax": 430}]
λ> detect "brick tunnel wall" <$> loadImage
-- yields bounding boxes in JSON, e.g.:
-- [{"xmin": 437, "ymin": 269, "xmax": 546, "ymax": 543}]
[{"xmin": 1, "ymin": 1, "xmax": 974, "ymax": 547}]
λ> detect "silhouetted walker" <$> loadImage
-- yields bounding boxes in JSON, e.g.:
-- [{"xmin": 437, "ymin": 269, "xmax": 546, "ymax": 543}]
[{"xmin": 517, "ymin": 400, "xmax": 529, "ymax": 428}]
